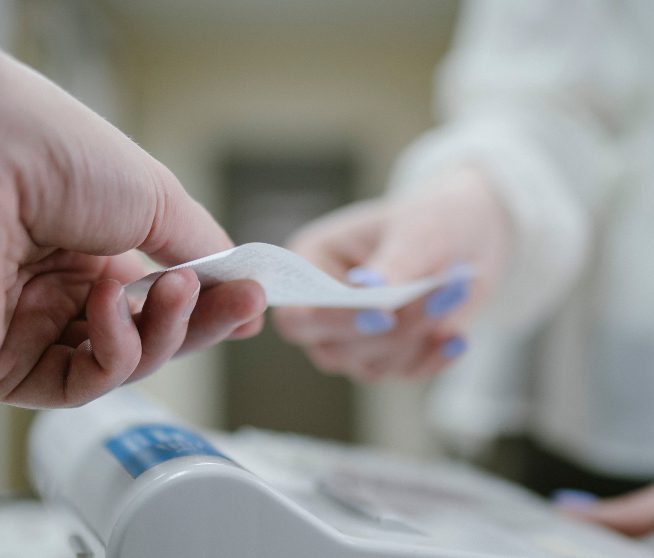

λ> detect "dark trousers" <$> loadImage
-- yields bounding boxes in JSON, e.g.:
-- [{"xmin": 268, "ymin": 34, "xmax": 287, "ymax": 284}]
[{"xmin": 468, "ymin": 436, "xmax": 651, "ymax": 499}]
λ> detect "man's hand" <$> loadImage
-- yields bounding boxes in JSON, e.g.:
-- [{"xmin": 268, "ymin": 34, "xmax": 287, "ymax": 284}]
[{"xmin": 0, "ymin": 53, "xmax": 265, "ymax": 408}]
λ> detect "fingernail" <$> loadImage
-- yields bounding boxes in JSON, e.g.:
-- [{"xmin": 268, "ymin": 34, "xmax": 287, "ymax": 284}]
[
  {"xmin": 182, "ymin": 284, "xmax": 201, "ymax": 321},
  {"xmin": 116, "ymin": 287, "xmax": 132, "ymax": 322},
  {"xmin": 425, "ymin": 271, "xmax": 471, "ymax": 319},
  {"xmin": 551, "ymin": 489, "xmax": 598, "ymax": 509},
  {"xmin": 347, "ymin": 267, "xmax": 386, "ymax": 287},
  {"xmin": 354, "ymin": 309, "xmax": 396, "ymax": 335},
  {"xmin": 441, "ymin": 336, "xmax": 467, "ymax": 359},
  {"xmin": 348, "ymin": 268, "xmax": 393, "ymax": 334}
]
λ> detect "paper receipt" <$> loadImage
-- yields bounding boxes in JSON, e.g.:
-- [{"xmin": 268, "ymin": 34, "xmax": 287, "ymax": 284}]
[{"xmin": 126, "ymin": 243, "xmax": 472, "ymax": 310}]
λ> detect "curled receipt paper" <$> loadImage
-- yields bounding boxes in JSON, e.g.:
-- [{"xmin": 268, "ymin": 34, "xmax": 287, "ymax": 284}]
[{"xmin": 126, "ymin": 243, "xmax": 473, "ymax": 310}]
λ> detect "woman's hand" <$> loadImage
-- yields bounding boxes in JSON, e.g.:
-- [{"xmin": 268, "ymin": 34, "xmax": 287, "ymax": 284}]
[
  {"xmin": 274, "ymin": 167, "xmax": 511, "ymax": 381},
  {"xmin": 559, "ymin": 485, "xmax": 654, "ymax": 538}
]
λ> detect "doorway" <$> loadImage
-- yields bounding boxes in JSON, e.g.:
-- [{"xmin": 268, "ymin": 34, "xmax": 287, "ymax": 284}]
[{"xmin": 220, "ymin": 151, "xmax": 356, "ymax": 441}]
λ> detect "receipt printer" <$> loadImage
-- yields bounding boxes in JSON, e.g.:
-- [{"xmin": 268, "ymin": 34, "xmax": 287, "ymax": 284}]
[
  {"xmin": 29, "ymin": 390, "xmax": 450, "ymax": 558},
  {"xmin": 28, "ymin": 390, "xmax": 653, "ymax": 558}
]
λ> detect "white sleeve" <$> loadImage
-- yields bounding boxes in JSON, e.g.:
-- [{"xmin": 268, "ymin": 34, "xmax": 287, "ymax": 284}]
[{"xmin": 389, "ymin": 0, "xmax": 645, "ymax": 327}]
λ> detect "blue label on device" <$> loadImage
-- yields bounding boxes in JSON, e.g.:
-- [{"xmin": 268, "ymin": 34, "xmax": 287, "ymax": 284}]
[{"xmin": 105, "ymin": 424, "xmax": 232, "ymax": 478}]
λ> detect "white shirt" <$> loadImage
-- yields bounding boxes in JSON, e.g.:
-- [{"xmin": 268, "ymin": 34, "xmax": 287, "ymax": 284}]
[{"xmin": 390, "ymin": 0, "xmax": 654, "ymax": 477}]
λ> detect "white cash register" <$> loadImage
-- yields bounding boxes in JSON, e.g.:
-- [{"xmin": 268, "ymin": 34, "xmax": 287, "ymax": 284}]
[{"xmin": 1, "ymin": 389, "xmax": 649, "ymax": 558}]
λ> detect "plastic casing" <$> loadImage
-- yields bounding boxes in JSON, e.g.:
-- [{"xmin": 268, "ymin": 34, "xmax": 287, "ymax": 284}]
[{"xmin": 29, "ymin": 390, "xmax": 482, "ymax": 558}]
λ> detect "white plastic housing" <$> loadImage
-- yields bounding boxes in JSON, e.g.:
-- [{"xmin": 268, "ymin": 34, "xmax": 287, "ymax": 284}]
[{"xmin": 28, "ymin": 390, "xmax": 447, "ymax": 558}]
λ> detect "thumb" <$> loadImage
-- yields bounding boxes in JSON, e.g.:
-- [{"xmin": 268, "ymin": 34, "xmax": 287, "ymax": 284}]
[
  {"xmin": 561, "ymin": 486, "xmax": 654, "ymax": 538},
  {"xmin": 362, "ymin": 207, "xmax": 447, "ymax": 285},
  {"xmin": 4, "ymin": 52, "xmax": 232, "ymax": 266},
  {"xmin": 364, "ymin": 239, "xmax": 437, "ymax": 286}
]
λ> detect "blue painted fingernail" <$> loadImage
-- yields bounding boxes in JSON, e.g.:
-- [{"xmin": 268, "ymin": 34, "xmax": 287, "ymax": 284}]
[
  {"xmin": 425, "ymin": 268, "xmax": 471, "ymax": 318},
  {"xmin": 354, "ymin": 309, "xmax": 396, "ymax": 335},
  {"xmin": 348, "ymin": 268, "xmax": 393, "ymax": 334},
  {"xmin": 551, "ymin": 489, "xmax": 598, "ymax": 508},
  {"xmin": 441, "ymin": 336, "xmax": 467, "ymax": 359},
  {"xmin": 347, "ymin": 267, "xmax": 386, "ymax": 287}
]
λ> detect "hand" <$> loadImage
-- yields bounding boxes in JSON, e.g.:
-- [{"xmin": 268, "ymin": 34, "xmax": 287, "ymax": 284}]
[
  {"xmin": 0, "ymin": 53, "xmax": 266, "ymax": 408},
  {"xmin": 557, "ymin": 485, "xmax": 654, "ymax": 538},
  {"xmin": 274, "ymin": 167, "xmax": 511, "ymax": 381}
]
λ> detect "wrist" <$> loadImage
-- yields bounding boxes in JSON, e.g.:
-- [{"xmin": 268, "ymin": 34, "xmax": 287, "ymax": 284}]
[
  {"xmin": 453, "ymin": 164, "xmax": 515, "ymax": 289},
  {"xmin": 392, "ymin": 164, "xmax": 514, "ymax": 306}
]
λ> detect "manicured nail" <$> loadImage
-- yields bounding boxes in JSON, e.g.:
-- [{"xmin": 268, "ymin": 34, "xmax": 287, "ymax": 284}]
[
  {"xmin": 551, "ymin": 489, "xmax": 598, "ymax": 509},
  {"xmin": 354, "ymin": 309, "xmax": 396, "ymax": 335},
  {"xmin": 441, "ymin": 336, "xmax": 467, "ymax": 359},
  {"xmin": 425, "ymin": 268, "xmax": 471, "ymax": 318},
  {"xmin": 116, "ymin": 287, "xmax": 132, "ymax": 322},
  {"xmin": 182, "ymin": 284, "xmax": 201, "ymax": 321},
  {"xmin": 348, "ymin": 267, "xmax": 393, "ymax": 334},
  {"xmin": 347, "ymin": 267, "xmax": 386, "ymax": 287}
]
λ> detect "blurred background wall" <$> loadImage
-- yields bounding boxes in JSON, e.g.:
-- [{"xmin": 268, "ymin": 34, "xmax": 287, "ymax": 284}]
[{"xmin": 0, "ymin": 0, "xmax": 458, "ymax": 492}]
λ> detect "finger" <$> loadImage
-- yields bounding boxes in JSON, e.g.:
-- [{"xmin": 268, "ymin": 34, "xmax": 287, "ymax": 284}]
[
  {"xmin": 384, "ymin": 267, "xmax": 473, "ymax": 334},
  {"xmin": 5, "ymin": 280, "xmax": 141, "ymax": 408},
  {"xmin": 228, "ymin": 316, "xmax": 265, "ymax": 340},
  {"xmin": 273, "ymin": 307, "xmax": 360, "ymax": 344},
  {"xmin": 292, "ymin": 303, "xmax": 439, "ymax": 377},
  {"xmin": 306, "ymin": 332, "xmax": 421, "ymax": 379},
  {"xmin": 359, "ymin": 336, "xmax": 435, "ymax": 380},
  {"xmin": 345, "ymin": 333, "xmax": 437, "ymax": 380},
  {"xmin": 405, "ymin": 335, "xmax": 468, "ymax": 379},
  {"xmin": 68, "ymin": 280, "xmax": 142, "ymax": 403},
  {"xmin": 53, "ymin": 253, "xmax": 151, "ymax": 349},
  {"xmin": 345, "ymin": 268, "xmax": 398, "ymax": 337},
  {"xmin": 179, "ymin": 279, "xmax": 266, "ymax": 353},
  {"xmin": 346, "ymin": 245, "xmax": 476, "ymax": 349},
  {"xmin": 563, "ymin": 486, "xmax": 654, "ymax": 538},
  {"xmin": 306, "ymin": 338, "xmax": 399, "ymax": 378},
  {"xmin": 363, "ymin": 217, "xmax": 445, "ymax": 285},
  {"xmin": 275, "ymin": 201, "xmax": 392, "ymax": 345},
  {"xmin": 138, "ymin": 185, "xmax": 234, "ymax": 266},
  {"xmin": 309, "ymin": 342, "xmax": 401, "ymax": 384},
  {"xmin": 277, "ymin": 269, "xmax": 470, "ymax": 349},
  {"xmin": 423, "ymin": 265, "xmax": 474, "ymax": 320},
  {"xmin": 0, "ymin": 275, "xmax": 87, "ymax": 399},
  {"xmin": 100, "ymin": 250, "xmax": 151, "ymax": 284},
  {"xmin": 314, "ymin": 329, "xmax": 467, "ymax": 382},
  {"xmin": 127, "ymin": 268, "xmax": 200, "ymax": 383},
  {"xmin": 287, "ymin": 199, "xmax": 389, "ymax": 278},
  {"xmin": 307, "ymin": 342, "xmax": 351, "ymax": 375}
]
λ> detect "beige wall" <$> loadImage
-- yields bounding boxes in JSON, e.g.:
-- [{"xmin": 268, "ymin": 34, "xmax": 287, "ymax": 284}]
[
  {"xmin": 0, "ymin": 1, "xmax": 456, "ymax": 492},
  {"xmin": 119, "ymin": 17, "xmax": 452, "ymax": 453}
]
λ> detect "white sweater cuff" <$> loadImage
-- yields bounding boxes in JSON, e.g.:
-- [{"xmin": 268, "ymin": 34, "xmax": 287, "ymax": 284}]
[{"xmin": 388, "ymin": 116, "xmax": 590, "ymax": 328}]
